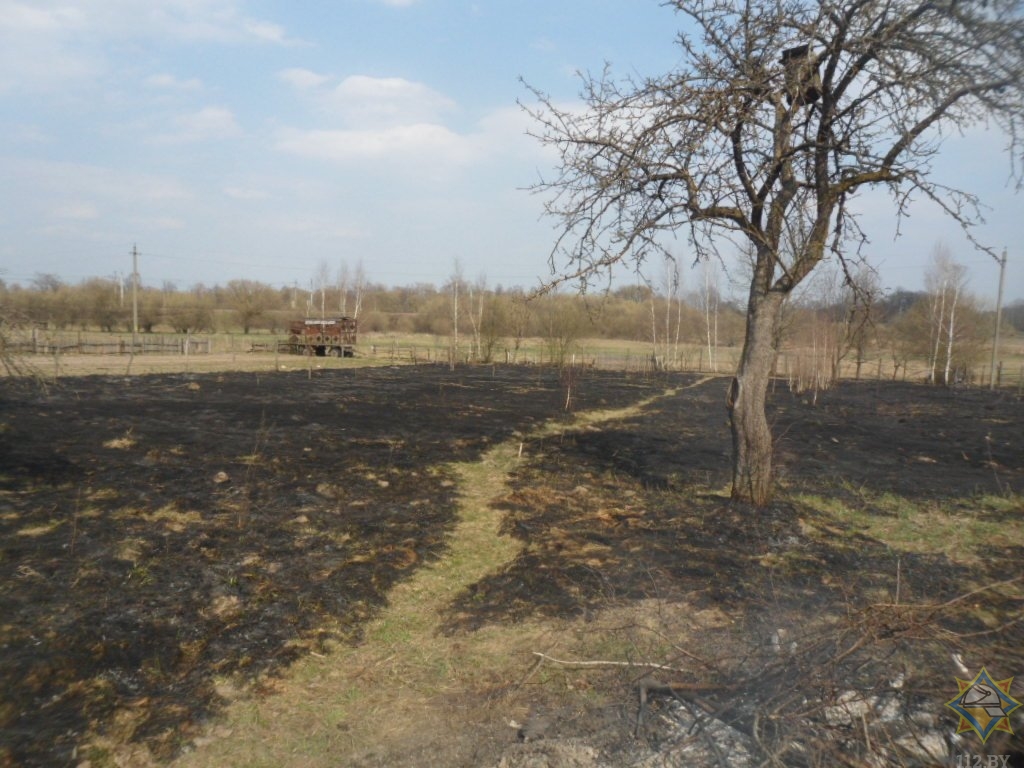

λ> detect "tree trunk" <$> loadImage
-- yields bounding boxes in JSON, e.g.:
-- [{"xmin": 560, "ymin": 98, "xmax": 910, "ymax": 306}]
[
  {"xmin": 943, "ymin": 281, "xmax": 960, "ymax": 386},
  {"xmin": 728, "ymin": 289, "xmax": 786, "ymax": 506},
  {"xmin": 928, "ymin": 281, "xmax": 946, "ymax": 384}
]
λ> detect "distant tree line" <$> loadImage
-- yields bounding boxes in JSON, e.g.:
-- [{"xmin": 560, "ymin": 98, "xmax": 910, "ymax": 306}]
[
  {"xmin": 781, "ymin": 248, "xmax": 1016, "ymax": 390},
  {"xmin": 0, "ymin": 271, "xmax": 749, "ymax": 348},
  {"xmin": 0, "ymin": 253, "xmax": 1017, "ymax": 375}
]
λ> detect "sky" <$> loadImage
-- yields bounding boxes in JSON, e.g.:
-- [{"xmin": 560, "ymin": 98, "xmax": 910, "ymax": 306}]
[{"xmin": 0, "ymin": 0, "xmax": 1020, "ymax": 305}]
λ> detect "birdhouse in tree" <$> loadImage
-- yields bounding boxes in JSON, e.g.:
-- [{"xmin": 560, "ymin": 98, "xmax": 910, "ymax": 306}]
[{"xmin": 781, "ymin": 44, "xmax": 821, "ymax": 106}]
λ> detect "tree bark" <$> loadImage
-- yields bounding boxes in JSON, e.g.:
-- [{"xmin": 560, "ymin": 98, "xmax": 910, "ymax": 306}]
[
  {"xmin": 728, "ymin": 288, "xmax": 786, "ymax": 506},
  {"xmin": 943, "ymin": 280, "xmax": 960, "ymax": 386}
]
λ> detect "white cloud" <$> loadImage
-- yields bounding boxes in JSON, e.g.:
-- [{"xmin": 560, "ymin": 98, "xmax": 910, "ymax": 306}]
[
  {"xmin": 96, "ymin": 1, "xmax": 297, "ymax": 45},
  {"xmin": 0, "ymin": 1, "xmax": 292, "ymax": 42},
  {"xmin": 0, "ymin": 48, "xmax": 101, "ymax": 93},
  {"xmin": 0, "ymin": 3, "xmax": 98, "ymax": 93},
  {"xmin": 0, "ymin": 158, "xmax": 194, "ymax": 265},
  {"xmin": 375, "ymin": 0, "xmax": 420, "ymax": 7},
  {"xmin": 0, "ymin": 2, "xmax": 85, "ymax": 33},
  {"xmin": 239, "ymin": 18, "xmax": 290, "ymax": 44},
  {"xmin": 0, "ymin": 0, "xmax": 295, "ymax": 92},
  {"xmin": 278, "ymin": 67, "xmax": 330, "ymax": 90},
  {"xmin": 274, "ymin": 74, "xmax": 476, "ymax": 167},
  {"xmin": 277, "ymin": 123, "xmax": 475, "ymax": 165},
  {"xmin": 330, "ymin": 75, "xmax": 456, "ymax": 128},
  {"xmin": 7, "ymin": 158, "xmax": 191, "ymax": 204},
  {"xmin": 274, "ymin": 77, "xmax": 556, "ymax": 174},
  {"xmin": 151, "ymin": 106, "xmax": 242, "ymax": 144},
  {"xmin": 474, "ymin": 105, "xmax": 539, "ymax": 154},
  {"xmin": 223, "ymin": 185, "xmax": 269, "ymax": 201},
  {"xmin": 278, "ymin": 72, "xmax": 457, "ymax": 127},
  {"xmin": 146, "ymin": 73, "xmax": 203, "ymax": 91}
]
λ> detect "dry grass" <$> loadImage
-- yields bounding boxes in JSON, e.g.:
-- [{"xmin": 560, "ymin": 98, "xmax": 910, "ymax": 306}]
[
  {"xmin": 28, "ymin": 352, "xmax": 394, "ymax": 378},
  {"xmin": 170, "ymin": 390, "xmax": 692, "ymax": 768}
]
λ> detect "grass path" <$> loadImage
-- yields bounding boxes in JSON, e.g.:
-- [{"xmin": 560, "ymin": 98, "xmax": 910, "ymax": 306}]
[{"xmin": 172, "ymin": 380, "xmax": 714, "ymax": 767}]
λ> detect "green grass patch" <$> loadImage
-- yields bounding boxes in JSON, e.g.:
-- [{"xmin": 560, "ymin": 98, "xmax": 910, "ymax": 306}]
[{"xmin": 794, "ymin": 489, "xmax": 1024, "ymax": 564}]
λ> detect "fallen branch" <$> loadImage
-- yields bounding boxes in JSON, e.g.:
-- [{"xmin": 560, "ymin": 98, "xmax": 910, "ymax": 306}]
[
  {"xmin": 868, "ymin": 575, "xmax": 1023, "ymax": 612},
  {"xmin": 531, "ymin": 651, "xmax": 687, "ymax": 674}
]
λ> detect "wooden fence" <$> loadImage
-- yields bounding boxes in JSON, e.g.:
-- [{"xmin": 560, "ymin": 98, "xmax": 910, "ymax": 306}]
[
  {"xmin": 8, "ymin": 331, "xmax": 214, "ymax": 356},
  {"xmin": 360, "ymin": 342, "xmax": 741, "ymax": 375},
  {"xmin": 9, "ymin": 337, "xmax": 210, "ymax": 356},
  {"xmin": 8, "ymin": 330, "xmax": 1022, "ymax": 392}
]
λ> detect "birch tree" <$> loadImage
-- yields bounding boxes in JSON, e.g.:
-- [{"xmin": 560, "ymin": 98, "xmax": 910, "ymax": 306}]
[
  {"xmin": 467, "ymin": 274, "xmax": 487, "ymax": 361},
  {"xmin": 526, "ymin": 0, "xmax": 1023, "ymax": 505},
  {"xmin": 314, "ymin": 260, "xmax": 331, "ymax": 320},
  {"xmin": 646, "ymin": 259, "xmax": 685, "ymax": 369},
  {"xmin": 351, "ymin": 260, "xmax": 366, "ymax": 319},
  {"xmin": 336, "ymin": 262, "xmax": 350, "ymax": 316},
  {"xmin": 700, "ymin": 260, "xmax": 721, "ymax": 373},
  {"xmin": 924, "ymin": 246, "xmax": 969, "ymax": 384},
  {"xmin": 448, "ymin": 259, "xmax": 464, "ymax": 366}
]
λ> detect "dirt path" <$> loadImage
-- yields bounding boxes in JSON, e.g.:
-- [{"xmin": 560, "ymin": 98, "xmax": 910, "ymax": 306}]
[{"xmin": 171, "ymin": 382, "xmax": 705, "ymax": 768}]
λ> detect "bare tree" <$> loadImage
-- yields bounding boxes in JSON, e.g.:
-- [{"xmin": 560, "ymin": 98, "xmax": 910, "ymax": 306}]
[
  {"xmin": 164, "ymin": 287, "xmax": 214, "ymax": 334},
  {"xmin": 506, "ymin": 290, "xmax": 532, "ymax": 363},
  {"xmin": 225, "ymin": 280, "xmax": 277, "ymax": 334},
  {"xmin": 313, "ymin": 260, "xmax": 331, "ymax": 320},
  {"xmin": 791, "ymin": 262, "xmax": 878, "ymax": 386},
  {"xmin": 79, "ymin": 277, "xmax": 125, "ymax": 332},
  {"xmin": 0, "ymin": 306, "xmax": 38, "ymax": 379},
  {"xmin": 477, "ymin": 290, "xmax": 508, "ymax": 363},
  {"xmin": 447, "ymin": 259, "xmax": 464, "ymax": 366},
  {"xmin": 526, "ymin": 0, "xmax": 1023, "ymax": 504},
  {"xmin": 336, "ymin": 261, "xmax": 350, "ymax": 316},
  {"xmin": 842, "ymin": 266, "xmax": 880, "ymax": 381},
  {"xmin": 466, "ymin": 273, "xmax": 487, "ymax": 361},
  {"xmin": 645, "ymin": 258, "xmax": 686, "ymax": 370},
  {"xmin": 536, "ymin": 294, "xmax": 586, "ymax": 367},
  {"xmin": 699, "ymin": 259, "xmax": 720, "ymax": 373},
  {"xmin": 924, "ymin": 245, "xmax": 970, "ymax": 385},
  {"xmin": 351, "ymin": 260, "xmax": 366, "ymax": 319}
]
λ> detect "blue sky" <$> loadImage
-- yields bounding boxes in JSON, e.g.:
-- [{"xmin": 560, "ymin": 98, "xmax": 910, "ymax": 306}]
[{"xmin": 1, "ymin": 0, "xmax": 1020, "ymax": 303}]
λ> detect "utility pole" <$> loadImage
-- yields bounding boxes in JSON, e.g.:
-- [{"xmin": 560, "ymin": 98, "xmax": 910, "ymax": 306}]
[
  {"xmin": 988, "ymin": 248, "xmax": 1007, "ymax": 390},
  {"xmin": 131, "ymin": 244, "xmax": 140, "ymax": 351}
]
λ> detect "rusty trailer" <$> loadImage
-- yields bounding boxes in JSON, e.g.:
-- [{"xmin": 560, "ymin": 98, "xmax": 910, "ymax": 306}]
[{"xmin": 279, "ymin": 317, "xmax": 357, "ymax": 357}]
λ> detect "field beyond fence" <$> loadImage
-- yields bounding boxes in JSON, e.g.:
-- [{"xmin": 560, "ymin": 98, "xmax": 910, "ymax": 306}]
[{"xmin": 4, "ymin": 329, "xmax": 1023, "ymax": 390}]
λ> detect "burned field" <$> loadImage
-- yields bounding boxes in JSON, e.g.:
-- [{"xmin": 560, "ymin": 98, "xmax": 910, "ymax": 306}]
[
  {"xmin": 0, "ymin": 365, "xmax": 665, "ymax": 765},
  {"xmin": 1, "ymin": 365, "xmax": 1022, "ymax": 766}
]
